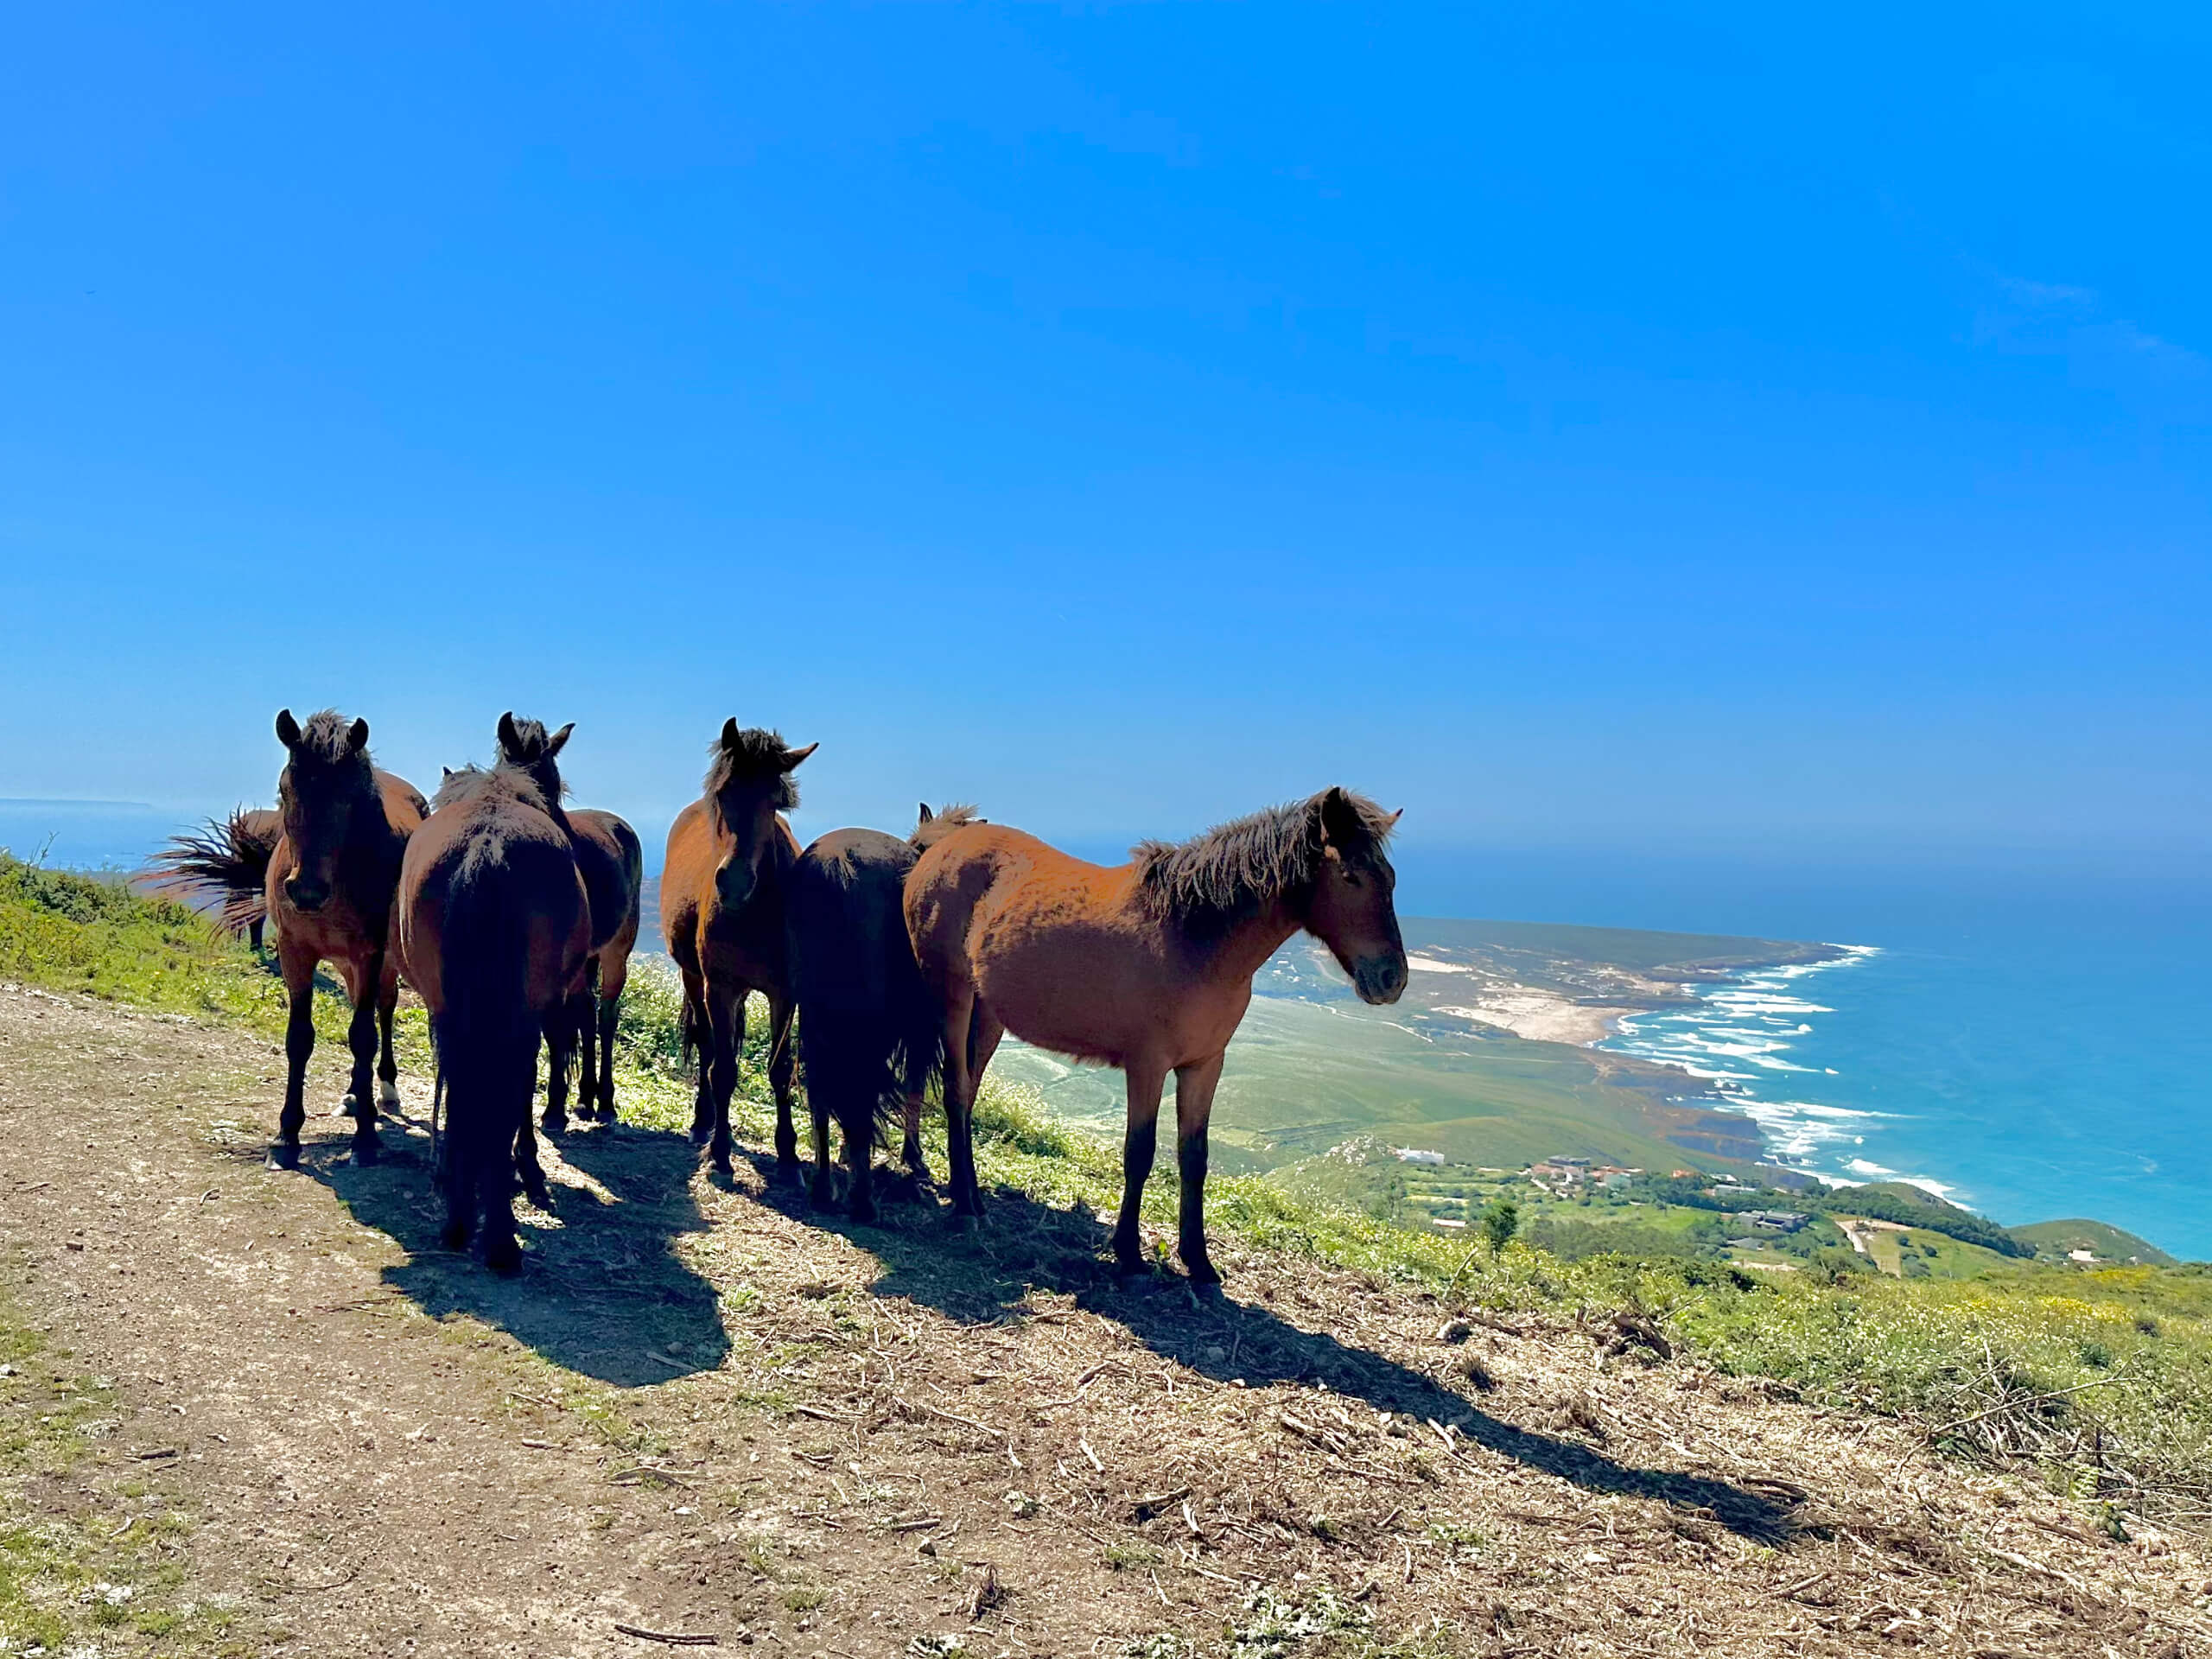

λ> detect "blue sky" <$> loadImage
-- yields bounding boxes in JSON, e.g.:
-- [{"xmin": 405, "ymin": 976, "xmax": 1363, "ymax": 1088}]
[{"xmin": 2, "ymin": 3, "xmax": 2206, "ymax": 873}]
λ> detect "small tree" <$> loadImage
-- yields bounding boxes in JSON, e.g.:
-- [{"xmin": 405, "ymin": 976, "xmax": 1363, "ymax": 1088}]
[{"xmin": 1478, "ymin": 1197, "xmax": 1520, "ymax": 1255}]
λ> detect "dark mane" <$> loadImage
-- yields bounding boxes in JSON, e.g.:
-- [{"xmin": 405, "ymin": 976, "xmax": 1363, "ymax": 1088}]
[
  {"xmin": 910, "ymin": 803, "xmax": 982, "ymax": 853},
  {"xmin": 704, "ymin": 726, "xmax": 804, "ymax": 810},
  {"xmin": 1134, "ymin": 790, "xmax": 1396, "ymax": 938},
  {"xmin": 432, "ymin": 764, "xmax": 551, "ymax": 817},
  {"xmin": 291, "ymin": 709, "xmax": 376, "ymax": 786},
  {"xmin": 497, "ymin": 715, "xmax": 569, "ymax": 800}
]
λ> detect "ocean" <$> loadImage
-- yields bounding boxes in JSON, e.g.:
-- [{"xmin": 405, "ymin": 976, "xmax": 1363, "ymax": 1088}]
[
  {"xmin": 1392, "ymin": 849, "xmax": 2212, "ymax": 1262},
  {"xmin": 8, "ymin": 802, "xmax": 2207, "ymax": 1260}
]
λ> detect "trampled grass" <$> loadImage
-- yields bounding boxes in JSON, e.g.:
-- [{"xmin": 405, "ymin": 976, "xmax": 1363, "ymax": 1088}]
[{"xmin": 5, "ymin": 852, "xmax": 2210, "ymax": 1530}]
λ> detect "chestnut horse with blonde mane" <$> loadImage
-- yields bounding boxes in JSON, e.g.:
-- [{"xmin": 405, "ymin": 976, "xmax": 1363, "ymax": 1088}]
[
  {"xmin": 906, "ymin": 787, "xmax": 1406, "ymax": 1285},
  {"xmin": 661, "ymin": 721, "xmax": 816, "ymax": 1177}
]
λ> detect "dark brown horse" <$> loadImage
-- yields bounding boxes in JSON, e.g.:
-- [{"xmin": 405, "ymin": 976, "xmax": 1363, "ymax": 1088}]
[
  {"xmin": 906, "ymin": 787, "xmax": 1406, "ymax": 1284},
  {"xmin": 493, "ymin": 713, "xmax": 645, "ymax": 1128},
  {"xmin": 399, "ymin": 764, "xmax": 590, "ymax": 1273},
  {"xmin": 257, "ymin": 711, "xmax": 428, "ymax": 1168},
  {"xmin": 661, "ymin": 721, "xmax": 816, "ymax": 1177},
  {"xmin": 143, "ymin": 806, "xmax": 283, "ymax": 951},
  {"xmin": 788, "ymin": 802, "xmax": 981, "ymax": 1220}
]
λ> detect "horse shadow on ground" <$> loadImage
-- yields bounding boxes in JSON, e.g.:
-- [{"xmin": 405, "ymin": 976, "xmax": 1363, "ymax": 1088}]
[
  {"xmin": 799, "ymin": 1171, "xmax": 1809, "ymax": 1547},
  {"xmin": 283, "ymin": 1108, "xmax": 732, "ymax": 1388}
]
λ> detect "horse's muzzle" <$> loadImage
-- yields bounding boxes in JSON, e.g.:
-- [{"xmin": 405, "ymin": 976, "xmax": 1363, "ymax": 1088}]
[
  {"xmin": 1353, "ymin": 956, "xmax": 1408, "ymax": 1005},
  {"xmin": 285, "ymin": 878, "xmax": 331, "ymax": 912},
  {"xmin": 714, "ymin": 868, "xmax": 755, "ymax": 911}
]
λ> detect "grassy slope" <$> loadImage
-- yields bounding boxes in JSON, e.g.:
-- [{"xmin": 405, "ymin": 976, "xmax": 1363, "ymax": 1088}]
[
  {"xmin": 2013, "ymin": 1219, "xmax": 2179, "ymax": 1268},
  {"xmin": 994, "ymin": 995, "xmax": 1750, "ymax": 1173},
  {"xmin": 1406, "ymin": 915, "xmax": 1840, "ymax": 975},
  {"xmin": 5, "ymin": 852, "xmax": 2211, "ymax": 1529}
]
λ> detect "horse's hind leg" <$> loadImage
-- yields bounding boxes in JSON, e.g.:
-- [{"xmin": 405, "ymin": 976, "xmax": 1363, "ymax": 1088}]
[
  {"xmin": 270, "ymin": 943, "xmax": 317, "ymax": 1169},
  {"xmin": 766, "ymin": 991, "xmax": 799, "ymax": 1182},
  {"xmin": 593, "ymin": 950, "xmax": 626, "ymax": 1122},
  {"xmin": 938, "ymin": 990, "xmax": 995, "ymax": 1222},
  {"xmin": 681, "ymin": 965, "xmax": 713, "ymax": 1144},
  {"xmin": 342, "ymin": 955, "xmax": 385, "ymax": 1163},
  {"xmin": 897, "ymin": 1044, "xmax": 931, "ymax": 1184},
  {"xmin": 540, "ymin": 995, "xmax": 583, "ymax": 1135},
  {"xmin": 1173, "ymin": 1052, "xmax": 1226, "ymax": 1288},
  {"xmin": 375, "ymin": 955, "xmax": 402, "ymax": 1113},
  {"xmin": 1112, "ymin": 1060, "xmax": 1170, "ymax": 1277},
  {"xmin": 512, "ymin": 1114, "xmax": 552, "ymax": 1210}
]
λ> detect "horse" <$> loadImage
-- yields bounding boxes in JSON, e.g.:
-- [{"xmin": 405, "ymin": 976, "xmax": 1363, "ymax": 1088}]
[
  {"xmin": 492, "ymin": 713, "xmax": 645, "ymax": 1129},
  {"xmin": 788, "ymin": 802, "xmax": 982, "ymax": 1220},
  {"xmin": 255, "ymin": 711, "xmax": 428, "ymax": 1169},
  {"xmin": 143, "ymin": 806, "xmax": 283, "ymax": 952},
  {"xmin": 398, "ymin": 763, "xmax": 591, "ymax": 1273},
  {"xmin": 660, "ymin": 720, "xmax": 814, "ymax": 1178},
  {"xmin": 905, "ymin": 786, "xmax": 1406, "ymax": 1285}
]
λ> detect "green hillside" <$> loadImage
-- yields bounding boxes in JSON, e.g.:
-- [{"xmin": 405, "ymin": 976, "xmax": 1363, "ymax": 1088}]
[
  {"xmin": 1406, "ymin": 915, "xmax": 1840, "ymax": 976},
  {"xmin": 992, "ymin": 992, "xmax": 1762, "ymax": 1174},
  {"xmin": 2012, "ymin": 1218, "xmax": 2178, "ymax": 1267}
]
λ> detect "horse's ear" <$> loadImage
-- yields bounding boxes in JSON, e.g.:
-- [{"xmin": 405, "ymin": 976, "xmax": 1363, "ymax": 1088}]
[
  {"xmin": 720, "ymin": 716, "xmax": 741, "ymax": 750},
  {"xmin": 275, "ymin": 709, "xmax": 301, "ymax": 748},
  {"xmin": 548, "ymin": 721, "xmax": 575, "ymax": 757},
  {"xmin": 497, "ymin": 710, "xmax": 521, "ymax": 758},
  {"xmin": 1387, "ymin": 807, "xmax": 1404, "ymax": 829},
  {"xmin": 918, "ymin": 801, "xmax": 932, "ymax": 825},
  {"xmin": 783, "ymin": 741, "xmax": 818, "ymax": 770},
  {"xmin": 1318, "ymin": 785, "xmax": 1362, "ymax": 849},
  {"xmin": 442, "ymin": 766, "xmax": 455, "ymax": 780},
  {"xmin": 346, "ymin": 717, "xmax": 370, "ymax": 753}
]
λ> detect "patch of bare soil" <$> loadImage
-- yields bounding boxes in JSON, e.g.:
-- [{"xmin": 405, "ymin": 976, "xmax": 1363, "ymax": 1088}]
[{"xmin": 2, "ymin": 982, "xmax": 2209, "ymax": 1657}]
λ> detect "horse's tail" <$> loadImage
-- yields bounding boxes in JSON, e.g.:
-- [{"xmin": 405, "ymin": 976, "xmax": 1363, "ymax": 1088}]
[
  {"xmin": 797, "ymin": 1004, "xmax": 908, "ymax": 1155},
  {"xmin": 140, "ymin": 807, "xmax": 278, "ymax": 938},
  {"xmin": 435, "ymin": 859, "xmax": 543, "ymax": 1239}
]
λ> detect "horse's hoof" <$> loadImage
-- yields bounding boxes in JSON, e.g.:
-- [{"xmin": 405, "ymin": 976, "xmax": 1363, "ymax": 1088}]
[
  {"xmin": 1187, "ymin": 1279, "xmax": 1226, "ymax": 1304},
  {"xmin": 441, "ymin": 1219, "xmax": 469, "ymax": 1251},
  {"xmin": 688, "ymin": 1123, "xmax": 712, "ymax": 1148},
  {"xmin": 540, "ymin": 1111, "xmax": 564, "ymax": 1136},
  {"xmin": 485, "ymin": 1238, "xmax": 523, "ymax": 1275},
  {"xmin": 266, "ymin": 1142, "xmax": 301, "ymax": 1171},
  {"xmin": 524, "ymin": 1182, "xmax": 555, "ymax": 1212},
  {"xmin": 378, "ymin": 1079, "xmax": 402, "ymax": 1109},
  {"xmin": 351, "ymin": 1132, "xmax": 382, "ymax": 1166},
  {"xmin": 339, "ymin": 1093, "xmax": 363, "ymax": 1121}
]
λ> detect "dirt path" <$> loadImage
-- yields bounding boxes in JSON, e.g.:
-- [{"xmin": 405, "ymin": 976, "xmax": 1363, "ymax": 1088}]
[{"xmin": 2, "ymin": 982, "xmax": 2207, "ymax": 1658}]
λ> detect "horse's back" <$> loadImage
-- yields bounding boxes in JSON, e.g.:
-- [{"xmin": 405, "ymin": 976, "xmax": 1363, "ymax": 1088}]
[
  {"xmin": 791, "ymin": 828, "xmax": 918, "ymax": 1013},
  {"xmin": 375, "ymin": 770, "xmax": 429, "ymax": 835},
  {"xmin": 659, "ymin": 800, "xmax": 713, "ymax": 967},
  {"xmin": 402, "ymin": 791, "xmax": 588, "ymax": 1017},
  {"xmin": 568, "ymin": 807, "xmax": 645, "ymax": 954}
]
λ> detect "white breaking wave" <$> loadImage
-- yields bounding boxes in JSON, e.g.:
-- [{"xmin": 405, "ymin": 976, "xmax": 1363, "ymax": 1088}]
[{"xmin": 1600, "ymin": 944, "xmax": 1919, "ymax": 1185}]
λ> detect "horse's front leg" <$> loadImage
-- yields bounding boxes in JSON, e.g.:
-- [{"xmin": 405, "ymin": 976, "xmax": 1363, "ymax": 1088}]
[
  {"xmin": 1173, "ymin": 1052, "xmax": 1226, "ymax": 1288},
  {"xmin": 681, "ymin": 965, "xmax": 713, "ymax": 1144},
  {"xmin": 767, "ymin": 991, "xmax": 799, "ymax": 1181},
  {"xmin": 341, "ymin": 953, "xmax": 385, "ymax": 1163},
  {"xmin": 593, "ymin": 948, "xmax": 626, "ymax": 1122},
  {"xmin": 1112, "ymin": 1059, "xmax": 1170, "ymax": 1276},
  {"xmin": 702, "ymin": 986, "xmax": 747, "ymax": 1179},
  {"xmin": 374, "ymin": 955, "xmax": 402, "ymax": 1113},
  {"xmin": 270, "ymin": 942, "xmax": 318, "ymax": 1169},
  {"xmin": 898, "ymin": 1042, "xmax": 931, "ymax": 1184}
]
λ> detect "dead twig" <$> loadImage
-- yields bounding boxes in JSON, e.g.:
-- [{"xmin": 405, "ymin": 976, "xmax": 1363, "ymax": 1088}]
[{"xmin": 613, "ymin": 1624, "xmax": 719, "ymax": 1646}]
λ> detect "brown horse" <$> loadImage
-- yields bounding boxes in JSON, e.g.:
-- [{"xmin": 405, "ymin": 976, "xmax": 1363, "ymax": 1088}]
[
  {"xmin": 787, "ymin": 802, "xmax": 982, "ymax": 1220},
  {"xmin": 143, "ymin": 806, "xmax": 283, "ymax": 951},
  {"xmin": 399, "ymin": 764, "xmax": 590, "ymax": 1273},
  {"xmin": 260, "ymin": 710, "xmax": 428, "ymax": 1169},
  {"xmin": 906, "ymin": 787, "xmax": 1406, "ymax": 1284},
  {"xmin": 493, "ymin": 713, "xmax": 645, "ymax": 1128},
  {"xmin": 660, "ymin": 721, "xmax": 815, "ymax": 1177}
]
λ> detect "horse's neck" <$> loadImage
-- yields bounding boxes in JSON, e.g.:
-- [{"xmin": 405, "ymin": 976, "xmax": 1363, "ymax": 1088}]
[{"xmin": 1188, "ymin": 898, "xmax": 1304, "ymax": 988}]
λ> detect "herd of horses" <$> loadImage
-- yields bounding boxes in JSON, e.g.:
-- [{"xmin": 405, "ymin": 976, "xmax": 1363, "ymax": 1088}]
[{"xmin": 152, "ymin": 710, "xmax": 1410, "ymax": 1284}]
